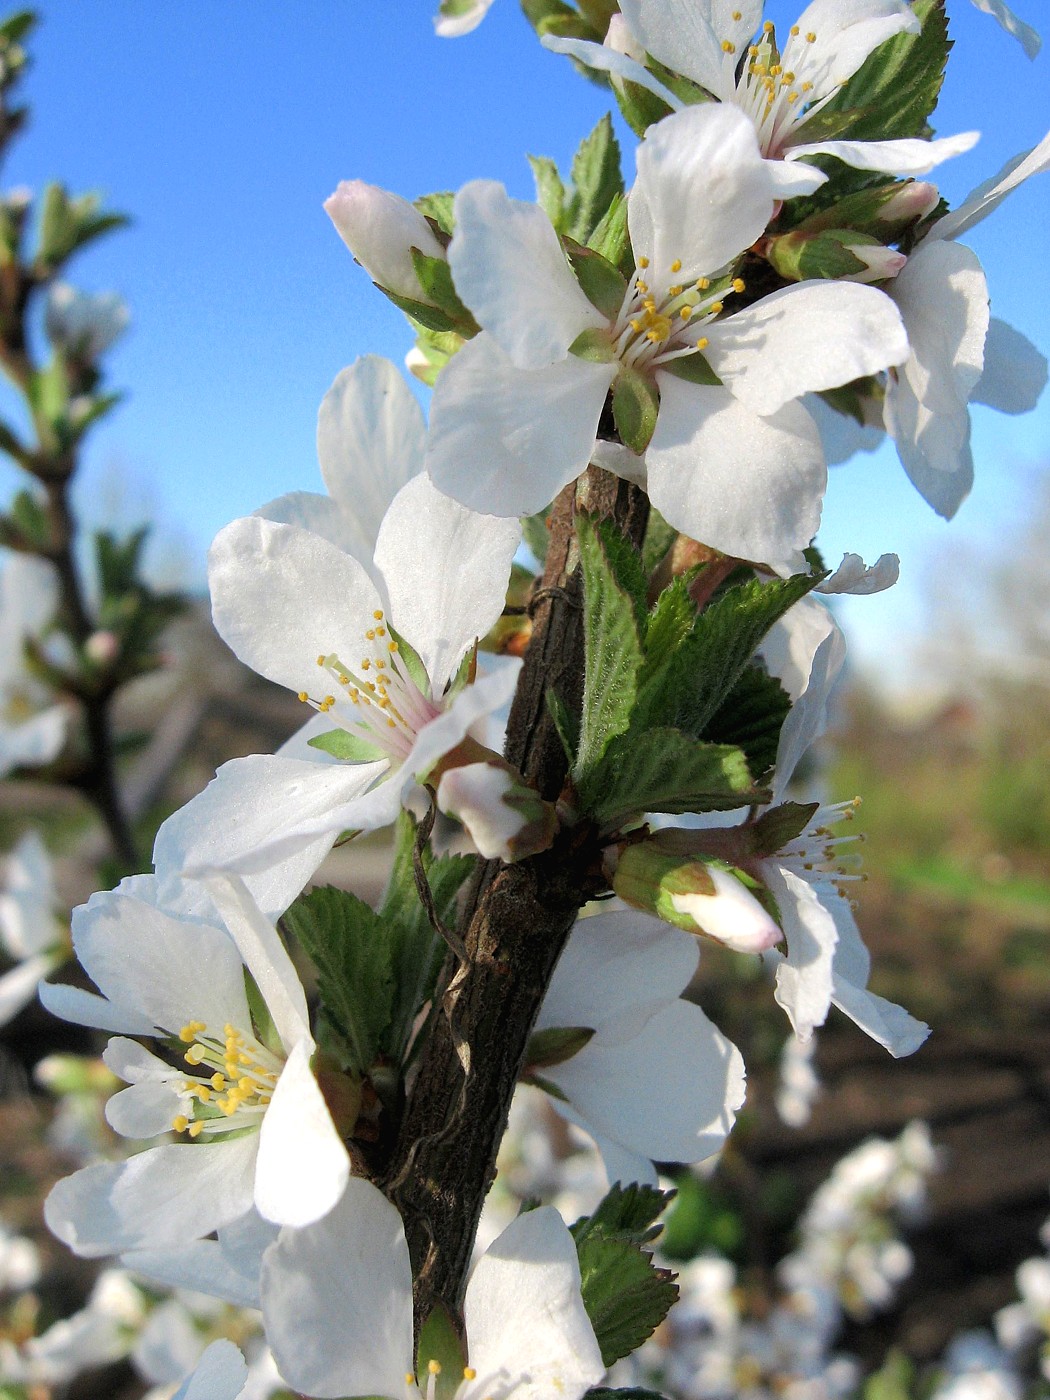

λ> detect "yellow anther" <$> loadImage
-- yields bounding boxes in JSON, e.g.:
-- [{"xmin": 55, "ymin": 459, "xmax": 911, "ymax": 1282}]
[
  {"xmin": 316, "ymin": 655, "xmax": 326, "ymax": 666},
  {"xmin": 173, "ymin": 1115, "xmax": 189, "ymax": 1133},
  {"xmin": 189, "ymin": 1121, "xmax": 204, "ymax": 1138},
  {"xmin": 297, "ymin": 691, "xmax": 309, "ymax": 703},
  {"xmin": 406, "ymin": 1375, "xmax": 416, "ymax": 1387},
  {"xmin": 763, "ymin": 19, "xmax": 774, "ymax": 31},
  {"xmin": 697, "ymin": 277, "xmax": 710, "ymax": 290},
  {"xmin": 179, "ymin": 1025, "xmax": 197, "ymax": 1043},
  {"xmin": 788, "ymin": 90, "xmax": 799, "ymax": 102},
  {"xmin": 387, "ymin": 717, "xmax": 397, "ymax": 728},
  {"xmin": 732, "ymin": 277, "xmax": 746, "ymax": 293},
  {"xmin": 770, "ymin": 63, "xmax": 781, "ymax": 75},
  {"xmin": 635, "ymin": 279, "xmax": 648, "ymax": 294},
  {"xmin": 802, "ymin": 81, "xmax": 813, "ymax": 91},
  {"xmin": 366, "ymin": 629, "xmax": 375, "ymax": 641},
  {"xmin": 185, "ymin": 1046, "xmax": 206, "ymax": 1066},
  {"xmin": 324, "ymin": 695, "xmax": 336, "ymax": 706},
  {"xmin": 679, "ymin": 306, "xmax": 693, "ymax": 321},
  {"xmin": 376, "ymin": 626, "xmax": 386, "ymax": 637},
  {"xmin": 722, "ymin": 39, "xmax": 736, "ymax": 52},
  {"xmin": 784, "ymin": 70, "xmax": 795, "ymax": 81},
  {"xmin": 388, "ymin": 640, "xmax": 399, "ymax": 652},
  {"xmin": 643, "ymin": 297, "xmax": 657, "ymax": 311},
  {"xmin": 749, "ymin": 43, "xmax": 759, "ymax": 54},
  {"xmin": 696, "ymin": 336, "xmax": 709, "ymax": 350},
  {"xmin": 790, "ymin": 23, "xmax": 800, "ymax": 34},
  {"xmin": 463, "ymin": 1369, "xmax": 478, "ymax": 1382},
  {"xmin": 670, "ymin": 258, "xmax": 682, "ymax": 273},
  {"xmin": 629, "ymin": 319, "xmax": 643, "ymax": 332},
  {"xmin": 361, "ymin": 659, "xmax": 370, "ymax": 670},
  {"xmin": 428, "ymin": 1361, "xmax": 442, "ymax": 1376},
  {"xmin": 238, "ymin": 1076, "xmax": 254, "ymax": 1092},
  {"xmin": 196, "ymin": 1086, "xmax": 211, "ymax": 1103},
  {"xmin": 710, "ymin": 301, "xmax": 724, "ymax": 315},
  {"xmin": 339, "ymin": 675, "xmax": 350, "ymax": 686},
  {"xmin": 211, "ymin": 1072, "xmax": 225, "ymax": 1090},
  {"xmin": 373, "ymin": 610, "xmax": 384, "ymax": 620},
  {"xmin": 732, "ymin": 8, "xmax": 742, "ymax": 17},
  {"xmin": 806, "ymin": 31, "xmax": 816, "ymax": 41},
  {"xmin": 375, "ymin": 659, "xmax": 385, "ymax": 671},
  {"xmin": 668, "ymin": 284, "xmax": 683, "ymax": 297}
]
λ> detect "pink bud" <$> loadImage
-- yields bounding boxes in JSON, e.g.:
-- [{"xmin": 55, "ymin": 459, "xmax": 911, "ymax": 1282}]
[
  {"xmin": 84, "ymin": 630, "xmax": 119, "ymax": 665},
  {"xmin": 877, "ymin": 181, "xmax": 940, "ymax": 224},
  {"xmin": 324, "ymin": 180, "xmax": 446, "ymax": 303}
]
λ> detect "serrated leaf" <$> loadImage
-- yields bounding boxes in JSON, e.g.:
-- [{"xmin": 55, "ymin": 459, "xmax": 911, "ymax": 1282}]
[
  {"xmin": 529, "ymin": 154, "xmax": 567, "ymax": 231},
  {"xmin": 579, "ymin": 728, "xmax": 758, "ymax": 827},
  {"xmin": 572, "ymin": 1182, "xmax": 673, "ymax": 1245},
  {"xmin": 612, "ymin": 364, "xmax": 659, "ymax": 453},
  {"xmin": 641, "ymin": 508, "xmax": 676, "ymax": 576},
  {"xmin": 414, "ymin": 191, "xmax": 455, "ymax": 236},
  {"xmin": 565, "ymin": 113, "xmax": 624, "ymax": 245},
  {"xmin": 574, "ymin": 514, "xmax": 646, "ymax": 781},
  {"xmin": 307, "ymin": 729, "xmax": 386, "ymax": 762},
  {"xmin": 281, "ymin": 886, "xmax": 393, "ymax": 1076},
  {"xmin": 410, "ymin": 249, "xmax": 478, "ymax": 332},
  {"xmin": 633, "ymin": 571, "xmax": 823, "ymax": 741},
  {"xmin": 574, "ymin": 1231, "xmax": 678, "ymax": 1367},
  {"xmin": 640, "ymin": 575, "xmax": 697, "ymax": 685},
  {"xmin": 587, "ymin": 193, "xmax": 632, "ymax": 273},
  {"xmin": 565, "ymin": 239, "xmax": 627, "ymax": 321},
  {"xmin": 750, "ymin": 800, "xmax": 820, "ymax": 856},
  {"xmin": 703, "ymin": 664, "xmax": 791, "ymax": 781},
  {"xmin": 546, "ymin": 687, "xmax": 580, "ymax": 763}
]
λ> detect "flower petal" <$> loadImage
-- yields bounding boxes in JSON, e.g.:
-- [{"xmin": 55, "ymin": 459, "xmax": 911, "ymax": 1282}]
[
  {"xmin": 787, "ymin": 131, "xmax": 978, "ymax": 175},
  {"xmin": 38, "ymin": 980, "xmax": 157, "ymax": 1036},
  {"xmin": 460, "ymin": 1208, "xmax": 605, "ymax": 1400},
  {"xmin": 260, "ymin": 1177, "xmax": 413, "ymax": 1400},
  {"xmin": 451, "ymin": 181, "xmax": 605, "ymax": 369},
  {"xmin": 208, "ymin": 516, "xmax": 382, "ymax": 695},
  {"xmin": 969, "ymin": 0, "xmax": 1040, "ymax": 56},
  {"xmin": 426, "ymin": 332, "xmax": 613, "ymax": 517},
  {"xmin": 44, "ymin": 1137, "xmax": 259, "ymax": 1257},
  {"xmin": 374, "ymin": 474, "xmax": 521, "ymax": 693},
  {"xmin": 619, "ymin": 0, "xmax": 760, "ymax": 96},
  {"xmin": 766, "ymin": 159, "xmax": 829, "ymax": 196},
  {"xmin": 931, "ymin": 125, "xmax": 1050, "ymax": 241},
  {"xmin": 647, "ymin": 377, "xmax": 824, "ymax": 573},
  {"xmin": 766, "ymin": 863, "xmax": 839, "ymax": 1040},
  {"xmin": 124, "ymin": 1214, "xmax": 275, "ymax": 1310},
  {"xmin": 172, "ymin": 1340, "xmax": 248, "ymax": 1400},
  {"xmin": 541, "ymin": 34, "xmax": 684, "ymax": 108},
  {"xmin": 254, "ymin": 1038, "xmax": 349, "ymax": 1226},
  {"xmin": 0, "ymin": 705, "xmax": 69, "ymax": 778},
  {"xmin": 704, "ymin": 282, "xmax": 908, "ymax": 416},
  {"xmin": 0, "ymin": 954, "xmax": 56, "ymax": 1027},
  {"xmin": 105, "ymin": 1080, "xmax": 184, "ymax": 1139},
  {"xmin": 829, "ymin": 910, "xmax": 929, "ymax": 1056},
  {"xmin": 790, "ymin": 0, "xmax": 920, "ymax": 89}
]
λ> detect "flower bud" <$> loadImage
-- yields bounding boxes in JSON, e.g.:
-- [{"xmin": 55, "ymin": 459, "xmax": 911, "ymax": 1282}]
[
  {"xmin": 83, "ymin": 629, "xmax": 120, "ymax": 666},
  {"xmin": 611, "ymin": 843, "xmax": 782, "ymax": 954},
  {"xmin": 45, "ymin": 284, "xmax": 129, "ymax": 361},
  {"xmin": 767, "ymin": 229, "xmax": 903, "ymax": 284},
  {"xmin": 324, "ymin": 180, "xmax": 446, "ymax": 303},
  {"xmin": 436, "ymin": 761, "xmax": 557, "ymax": 863},
  {"xmin": 875, "ymin": 181, "xmax": 940, "ymax": 227}
]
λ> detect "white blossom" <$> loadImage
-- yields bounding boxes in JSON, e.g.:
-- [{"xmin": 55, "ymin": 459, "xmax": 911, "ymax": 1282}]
[{"xmin": 0, "ymin": 552, "xmax": 69, "ymax": 778}]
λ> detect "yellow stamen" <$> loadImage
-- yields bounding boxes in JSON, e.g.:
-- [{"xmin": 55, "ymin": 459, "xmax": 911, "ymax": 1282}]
[
  {"xmin": 428, "ymin": 1362, "xmax": 442, "ymax": 1376},
  {"xmin": 463, "ymin": 1369, "xmax": 477, "ymax": 1382},
  {"xmin": 637, "ymin": 255, "xmax": 649, "ymax": 268},
  {"xmin": 732, "ymin": 278, "xmax": 746, "ymax": 293}
]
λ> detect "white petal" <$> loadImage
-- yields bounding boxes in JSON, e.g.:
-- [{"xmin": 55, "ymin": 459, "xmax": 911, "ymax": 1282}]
[
  {"xmin": 260, "ymin": 1177, "xmax": 413, "ymax": 1400},
  {"xmin": 896, "ymin": 437, "xmax": 974, "ymax": 518},
  {"xmin": 253, "ymin": 1039, "xmax": 349, "ymax": 1226},
  {"xmin": 426, "ymin": 332, "xmax": 614, "ymax": 517},
  {"xmin": 931, "ymin": 126, "xmax": 1050, "ymax": 241},
  {"xmin": 0, "ymin": 829, "xmax": 57, "ymax": 956},
  {"xmin": 196, "ymin": 874, "xmax": 310, "ymax": 1052},
  {"xmin": 790, "ymin": 0, "xmax": 920, "ymax": 90},
  {"xmin": 435, "ymin": 0, "xmax": 497, "ymax": 37},
  {"xmin": 540, "ymin": 34, "xmax": 684, "ymax": 109},
  {"xmin": 451, "ymin": 181, "xmax": 604, "ymax": 370},
  {"xmin": 647, "ymin": 377, "xmax": 825, "ymax": 573},
  {"xmin": 0, "ymin": 553, "xmax": 60, "ymax": 664},
  {"xmin": 44, "ymin": 1137, "xmax": 259, "ymax": 1257},
  {"xmin": 537, "ymin": 910, "xmax": 699, "ymax": 1040},
  {"xmin": 830, "ymin": 912, "xmax": 928, "ymax": 1055},
  {"xmin": 153, "ymin": 754, "xmax": 363, "ymax": 922},
  {"xmin": 766, "ymin": 159, "xmax": 829, "ymax": 196},
  {"xmin": 586, "ymin": 1128, "xmax": 659, "ymax": 1189},
  {"xmin": 704, "ymin": 282, "xmax": 908, "ymax": 416},
  {"xmin": 787, "ymin": 130, "xmax": 978, "ymax": 175},
  {"xmin": 818, "ymin": 551, "xmax": 899, "ymax": 595},
  {"xmin": 252, "ymin": 491, "xmax": 365, "ymax": 557},
  {"xmin": 971, "ymin": 317, "xmax": 1048, "ymax": 414},
  {"xmin": 671, "ymin": 866, "xmax": 783, "ymax": 953},
  {"xmin": 105, "ymin": 1080, "xmax": 184, "ymax": 1139},
  {"xmin": 317, "ymin": 357, "xmax": 425, "ymax": 541},
  {"xmin": 172, "ymin": 1340, "xmax": 248, "ymax": 1400},
  {"xmin": 804, "ymin": 390, "xmax": 885, "ymax": 465},
  {"xmin": 208, "ymin": 516, "xmax": 382, "ymax": 695},
  {"xmin": 39, "ymin": 980, "xmax": 158, "ymax": 1035},
  {"xmin": 619, "ymin": 0, "xmax": 756, "ymax": 95},
  {"xmin": 545, "ymin": 999, "xmax": 746, "ymax": 1167},
  {"xmin": 766, "ymin": 863, "xmax": 839, "ymax": 1039},
  {"xmin": 0, "ymin": 954, "xmax": 56, "ymax": 1026},
  {"xmin": 124, "ymin": 1223, "xmax": 271, "ymax": 1311},
  {"xmin": 769, "ymin": 608, "xmax": 847, "ymax": 795},
  {"xmin": 461, "ymin": 1208, "xmax": 605, "ymax": 1400},
  {"xmin": 0, "ymin": 704, "xmax": 68, "ymax": 778},
  {"xmin": 325, "ymin": 182, "xmax": 445, "ymax": 301},
  {"xmin": 630, "ymin": 104, "xmax": 773, "ymax": 284},
  {"xmin": 969, "ymin": 0, "xmax": 1040, "ymax": 56},
  {"xmin": 374, "ymin": 474, "xmax": 521, "ymax": 693}
]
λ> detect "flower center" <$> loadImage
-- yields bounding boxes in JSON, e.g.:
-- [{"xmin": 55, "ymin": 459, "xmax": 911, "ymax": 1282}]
[
  {"xmin": 171, "ymin": 1019, "xmax": 283, "ymax": 1140},
  {"xmin": 610, "ymin": 257, "xmax": 744, "ymax": 371},
  {"xmin": 718, "ymin": 17, "xmax": 842, "ymax": 157},
  {"xmin": 778, "ymin": 797, "xmax": 867, "ymax": 898},
  {"xmin": 297, "ymin": 610, "xmax": 443, "ymax": 764}
]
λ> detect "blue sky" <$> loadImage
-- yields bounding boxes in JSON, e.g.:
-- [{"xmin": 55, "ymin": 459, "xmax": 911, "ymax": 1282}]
[{"xmin": 1, "ymin": 0, "xmax": 1048, "ymax": 683}]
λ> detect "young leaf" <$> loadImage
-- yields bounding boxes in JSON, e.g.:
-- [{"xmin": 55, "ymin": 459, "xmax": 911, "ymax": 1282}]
[
  {"xmin": 578, "ymin": 728, "xmax": 758, "ymax": 828},
  {"xmin": 641, "ymin": 507, "xmax": 676, "ymax": 576},
  {"xmin": 416, "ymin": 1303, "xmax": 467, "ymax": 1400},
  {"xmin": 702, "ymin": 664, "xmax": 791, "ymax": 782},
  {"xmin": 565, "ymin": 113, "xmax": 624, "ymax": 245},
  {"xmin": 410, "ymin": 249, "xmax": 479, "ymax": 333},
  {"xmin": 587, "ymin": 192, "xmax": 632, "ymax": 273},
  {"xmin": 574, "ymin": 1232, "xmax": 678, "ymax": 1367},
  {"xmin": 529, "ymin": 154, "xmax": 568, "ymax": 231},
  {"xmin": 573, "ymin": 1182, "xmax": 673, "ymax": 1246},
  {"xmin": 573, "ymin": 513, "xmax": 646, "ymax": 781},
  {"xmin": 414, "ymin": 191, "xmax": 456, "ymax": 237}
]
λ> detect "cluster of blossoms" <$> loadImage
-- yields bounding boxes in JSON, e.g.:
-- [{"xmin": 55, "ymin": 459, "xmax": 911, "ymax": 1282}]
[{"xmin": 1, "ymin": 2, "xmax": 1048, "ymax": 1398}]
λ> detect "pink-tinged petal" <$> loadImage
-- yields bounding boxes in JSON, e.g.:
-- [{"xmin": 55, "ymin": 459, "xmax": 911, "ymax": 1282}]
[
  {"xmin": 208, "ymin": 516, "xmax": 382, "ymax": 696},
  {"xmin": 403, "ymin": 662, "xmax": 522, "ymax": 785},
  {"xmin": 544, "ymin": 1000, "xmax": 746, "ymax": 1169},
  {"xmin": 324, "ymin": 182, "xmax": 444, "ymax": 301},
  {"xmin": 787, "ymin": 131, "xmax": 978, "ymax": 175},
  {"xmin": 619, "ymin": 0, "xmax": 759, "ymax": 96},
  {"xmin": 426, "ymin": 332, "xmax": 613, "ymax": 517},
  {"xmin": 541, "ymin": 34, "xmax": 684, "ymax": 108},
  {"xmin": 931, "ymin": 125, "xmax": 1050, "ymax": 241},
  {"xmin": 791, "ymin": 0, "xmax": 920, "ymax": 89},
  {"xmin": 630, "ymin": 104, "xmax": 773, "ymax": 284},
  {"xmin": 647, "ymin": 377, "xmax": 825, "ymax": 574},
  {"xmin": 260, "ymin": 1177, "xmax": 413, "ymax": 1400},
  {"xmin": 885, "ymin": 240, "xmax": 988, "ymax": 483},
  {"xmin": 317, "ymin": 357, "xmax": 425, "ymax": 540},
  {"xmin": 766, "ymin": 159, "xmax": 829, "ymax": 196},
  {"xmin": 969, "ymin": 0, "xmax": 1040, "ymax": 56},
  {"xmin": 254, "ymin": 1039, "xmax": 349, "ymax": 1226},
  {"xmin": 537, "ymin": 911, "xmax": 698, "ymax": 1042},
  {"xmin": 44, "ymin": 1137, "xmax": 259, "ymax": 1257},
  {"xmin": 374, "ymin": 474, "xmax": 521, "ymax": 693},
  {"xmin": 153, "ymin": 755, "xmax": 362, "ymax": 923},
  {"xmin": 196, "ymin": 874, "xmax": 310, "ymax": 1052},
  {"xmin": 972, "ymin": 318, "xmax": 1048, "ymax": 414},
  {"xmin": 461, "ymin": 1208, "xmax": 605, "ymax": 1400},
  {"xmin": 451, "ymin": 182, "xmax": 604, "ymax": 370},
  {"xmin": 70, "ymin": 890, "xmax": 253, "ymax": 1038},
  {"xmin": 39, "ymin": 980, "xmax": 157, "ymax": 1036},
  {"xmin": 172, "ymin": 1340, "xmax": 248, "ymax": 1400},
  {"xmin": 765, "ymin": 863, "xmax": 838, "ymax": 1040},
  {"xmin": 670, "ymin": 867, "xmax": 783, "ymax": 953},
  {"xmin": 0, "ymin": 954, "xmax": 57, "ymax": 1027},
  {"xmin": 704, "ymin": 283, "xmax": 908, "ymax": 416}
]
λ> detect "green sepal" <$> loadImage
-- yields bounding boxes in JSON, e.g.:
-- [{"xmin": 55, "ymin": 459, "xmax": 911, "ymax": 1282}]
[
  {"xmin": 658, "ymin": 350, "xmax": 722, "ymax": 386},
  {"xmin": 612, "ymin": 73, "xmax": 676, "ymax": 139},
  {"xmin": 525, "ymin": 1024, "xmax": 595, "ymax": 1069},
  {"xmin": 414, "ymin": 191, "xmax": 455, "ymax": 237},
  {"xmin": 307, "ymin": 729, "xmax": 386, "ymax": 763},
  {"xmin": 766, "ymin": 229, "xmax": 870, "ymax": 282},
  {"xmin": 529, "ymin": 154, "xmax": 567, "ymax": 231},
  {"xmin": 378, "ymin": 282, "xmax": 460, "ymax": 335},
  {"xmin": 578, "ymin": 728, "xmax": 759, "ymax": 828},
  {"xmin": 750, "ymin": 800, "xmax": 820, "ymax": 856},
  {"xmin": 416, "ymin": 1303, "xmax": 467, "ymax": 1400},
  {"xmin": 0, "ymin": 488, "xmax": 48, "ymax": 551},
  {"xmin": 407, "ymin": 324, "xmax": 463, "ymax": 386},
  {"xmin": 389, "ymin": 626, "xmax": 431, "ymax": 698},
  {"xmin": 565, "ymin": 238, "xmax": 627, "ymax": 321},
  {"xmin": 410, "ymin": 248, "xmax": 478, "ymax": 333},
  {"xmin": 612, "ymin": 364, "xmax": 659, "ymax": 454},
  {"xmin": 244, "ymin": 970, "xmax": 282, "ymax": 1057},
  {"xmin": 573, "ymin": 513, "xmax": 646, "ymax": 781},
  {"xmin": 568, "ymin": 327, "xmax": 617, "ymax": 363},
  {"xmin": 565, "ymin": 113, "xmax": 624, "ymax": 245}
]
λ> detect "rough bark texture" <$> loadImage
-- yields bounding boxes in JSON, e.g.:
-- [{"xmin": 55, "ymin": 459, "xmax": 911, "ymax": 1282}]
[{"xmin": 384, "ymin": 466, "xmax": 648, "ymax": 1334}]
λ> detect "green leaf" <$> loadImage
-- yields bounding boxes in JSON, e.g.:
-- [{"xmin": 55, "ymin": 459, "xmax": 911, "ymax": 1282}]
[
  {"xmin": 612, "ymin": 364, "xmax": 659, "ymax": 453},
  {"xmin": 766, "ymin": 228, "xmax": 871, "ymax": 282},
  {"xmin": 522, "ymin": 508, "xmax": 551, "ymax": 566},
  {"xmin": 416, "ymin": 1303, "xmax": 467, "ymax": 1400},
  {"xmin": 633, "ymin": 571, "xmax": 823, "ymax": 741},
  {"xmin": 863, "ymin": 1351, "xmax": 916, "ymax": 1400},
  {"xmin": 612, "ymin": 72, "xmax": 676, "ymax": 139},
  {"xmin": 0, "ymin": 12, "xmax": 37, "ymax": 45},
  {"xmin": 414, "ymin": 191, "xmax": 455, "ymax": 237},
  {"xmin": 525, "ymin": 1024, "xmax": 595, "ymax": 1069},
  {"xmin": 639, "ymin": 575, "xmax": 697, "ymax": 686},
  {"xmin": 641, "ymin": 507, "xmax": 676, "ymax": 576},
  {"xmin": 579, "ymin": 728, "xmax": 758, "ymax": 827},
  {"xmin": 703, "ymin": 664, "xmax": 791, "ymax": 782},
  {"xmin": 565, "ymin": 239, "xmax": 627, "ymax": 320},
  {"xmin": 573, "ymin": 1182, "xmax": 673, "ymax": 1245},
  {"xmin": 750, "ymin": 800, "xmax": 820, "ymax": 856},
  {"xmin": 587, "ymin": 192, "xmax": 632, "ymax": 273},
  {"xmin": 7, "ymin": 489, "xmax": 48, "ymax": 548},
  {"xmin": 573, "ymin": 1231, "xmax": 677, "ymax": 1367},
  {"xmin": 546, "ymin": 687, "xmax": 579, "ymax": 763},
  {"xmin": 565, "ymin": 113, "xmax": 624, "ymax": 245},
  {"xmin": 573, "ymin": 513, "xmax": 646, "ymax": 781},
  {"xmin": 528, "ymin": 154, "xmax": 567, "ymax": 231},
  {"xmin": 410, "ymin": 249, "xmax": 478, "ymax": 332},
  {"xmin": 282, "ymin": 886, "xmax": 396, "ymax": 1076},
  {"xmin": 307, "ymin": 729, "xmax": 386, "ymax": 762}
]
